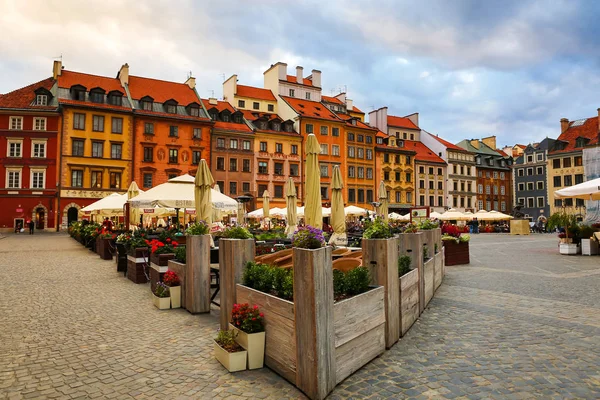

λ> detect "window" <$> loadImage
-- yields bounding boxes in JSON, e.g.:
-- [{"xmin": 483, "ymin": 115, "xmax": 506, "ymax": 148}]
[
  {"xmin": 405, "ymin": 173, "xmax": 411, "ymax": 183},
  {"xmin": 91, "ymin": 171, "xmax": 102, "ymax": 188},
  {"xmin": 366, "ymin": 189, "xmax": 373, "ymax": 203},
  {"xmin": 365, "ymin": 135, "xmax": 372, "ymax": 144},
  {"xmin": 383, "ymin": 153, "xmax": 389, "ymax": 163},
  {"xmin": 242, "ymin": 182, "xmax": 250, "ymax": 192},
  {"xmin": 419, "ymin": 196, "xmax": 425, "ymax": 206},
  {"xmin": 553, "ymin": 176, "xmax": 561, "ymax": 187},
  {"xmin": 230, "ymin": 182, "xmax": 237, "ymax": 195},
  {"xmin": 320, "ymin": 144, "xmax": 328, "ymax": 155},
  {"xmin": 229, "ymin": 158, "xmax": 238, "ymax": 172},
  {"xmin": 478, "ymin": 200, "xmax": 484, "ymax": 210},
  {"xmin": 574, "ymin": 156, "xmax": 583, "ymax": 166},
  {"xmin": 357, "ymin": 189, "xmax": 364, "ymax": 203},
  {"xmin": 216, "ymin": 157, "xmax": 225, "ymax": 170},
  {"xmin": 274, "ymin": 185, "xmax": 284, "ymax": 198},
  {"xmin": 321, "ymin": 186, "xmax": 329, "ymax": 200},
  {"xmin": 192, "ymin": 128, "xmax": 202, "ymax": 139},
  {"xmin": 348, "ymin": 147, "xmax": 355, "ymax": 158},
  {"xmin": 517, "ymin": 169, "xmax": 524, "ymax": 177},
  {"xmin": 291, "ymin": 144, "xmax": 298, "ymax": 155},
  {"xmin": 305, "ymin": 124, "xmax": 313, "ymax": 134},
  {"xmin": 537, "ymin": 197, "xmax": 545, "ymax": 207},
  {"xmin": 517, "ymin": 182, "xmax": 524, "ymax": 191},
  {"xmin": 364, "ymin": 149, "xmax": 372, "ymax": 160},
  {"xmin": 348, "ymin": 133, "xmax": 355, "ymax": 141},
  {"xmin": 564, "ymin": 198, "xmax": 573, "ymax": 207},
  {"xmin": 330, "ymin": 127, "xmax": 340, "ymax": 137},
  {"xmin": 7, "ymin": 140, "xmax": 23, "ymax": 157},
  {"xmin": 73, "ymin": 113, "xmax": 85, "ymax": 130},
  {"xmin": 406, "ymin": 192, "xmax": 412, "ymax": 203},
  {"xmin": 552, "ymin": 159, "xmax": 561, "ymax": 169},
  {"xmin": 32, "ymin": 141, "xmax": 46, "ymax": 158},
  {"xmin": 275, "ymin": 143, "xmax": 283, "ymax": 153},
  {"xmin": 527, "ymin": 155, "xmax": 533, "ymax": 163},
  {"xmin": 242, "ymin": 159, "xmax": 251, "ymax": 172},
  {"xmin": 486, "ymin": 171, "xmax": 490, "ymax": 178},
  {"xmin": 242, "ymin": 140, "xmax": 251, "ymax": 151},
  {"xmin": 267, "ymin": 104, "xmax": 274, "ymax": 112},
  {"xmin": 109, "ymin": 172, "xmax": 121, "ymax": 189},
  {"xmin": 419, "ymin": 180, "xmax": 425, "ymax": 189},
  {"xmin": 72, "ymin": 139, "xmax": 84, "ymax": 156},
  {"xmin": 320, "ymin": 126, "xmax": 329, "ymax": 136},
  {"xmin": 289, "ymin": 89, "xmax": 295, "ymax": 97},
  {"xmin": 327, "ymin": 144, "xmax": 339, "ymax": 156},
  {"xmin": 217, "ymin": 181, "xmax": 225, "ymax": 193},
  {"xmin": 357, "ymin": 134, "xmax": 364, "ymax": 143},
  {"xmin": 260, "ymin": 142, "xmax": 268, "ymax": 152},
  {"xmin": 564, "ymin": 175, "xmax": 572, "ymax": 186},
  {"xmin": 438, "ymin": 181, "xmax": 443, "ymax": 190},
  {"xmin": 6, "ymin": 168, "xmax": 22, "ymax": 188},
  {"xmin": 111, "ymin": 143, "xmax": 122, "ymax": 159},
  {"xmin": 169, "ymin": 126, "xmax": 178, "ymax": 137},
  {"xmin": 478, "ymin": 184, "xmax": 483, "ymax": 194},
  {"xmin": 90, "ymin": 90, "xmax": 104, "ymax": 103},
  {"xmin": 91, "ymin": 115, "xmax": 104, "ymax": 132},
  {"xmin": 144, "ymin": 123, "xmax": 154, "ymax": 135},
  {"xmin": 217, "ymin": 138, "xmax": 226, "ymax": 149},
  {"xmin": 258, "ymin": 161, "xmax": 268, "ymax": 174},
  {"xmin": 419, "ymin": 166, "xmax": 425, "ymax": 174},
  {"xmin": 501, "ymin": 201, "xmax": 506, "ymax": 212},
  {"xmin": 348, "ymin": 189, "xmax": 356, "ymax": 202},
  {"xmin": 143, "ymin": 173, "xmax": 153, "ymax": 188},
  {"xmin": 290, "ymin": 163, "xmax": 299, "ymax": 176},
  {"xmin": 376, "ymin": 137, "xmax": 383, "ymax": 145},
  {"xmin": 92, "ymin": 142, "xmax": 103, "ymax": 158},
  {"xmin": 383, "ymin": 171, "xmax": 389, "ymax": 180},
  {"xmin": 527, "ymin": 182, "xmax": 534, "ymax": 191},
  {"xmin": 71, "ymin": 170, "xmax": 83, "ymax": 188},
  {"xmin": 143, "ymin": 147, "xmax": 153, "ymax": 162},
  {"xmin": 169, "ymin": 149, "xmax": 178, "ymax": 163},
  {"xmin": 166, "ymin": 104, "xmax": 177, "ymax": 114},
  {"xmin": 526, "ymin": 168, "xmax": 533, "ymax": 176},
  {"xmin": 230, "ymin": 139, "xmax": 238, "ymax": 149},
  {"xmin": 238, "ymin": 100, "xmax": 245, "ymax": 108},
  {"xmin": 536, "ymin": 181, "xmax": 544, "ymax": 190},
  {"xmin": 563, "ymin": 157, "xmax": 571, "ymax": 168},
  {"xmin": 485, "ymin": 185, "xmax": 490, "ymax": 194},
  {"xmin": 527, "ymin": 198, "xmax": 534, "ymax": 208},
  {"xmin": 367, "ymin": 168, "xmax": 373, "ymax": 179},
  {"xmin": 357, "ymin": 167, "xmax": 364, "ymax": 178},
  {"xmin": 576, "ymin": 198, "xmax": 585, "ymax": 207},
  {"xmin": 575, "ymin": 174, "xmax": 584, "ymax": 184},
  {"xmin": 36, "ymin": 95, "xmax": 48, "ymax": 106},
  {"xmin": 357, "ymin": 148, "xmax": 364, "ymax": 159},
  {"xmin": 406, "ymin": 156, "xmax": 411, "ymax": 164},
  {"xmin": 428, "ymin": 180, "xmax": 433, "ymax": 190},
  {"xmin": 142, "ymin": 100, "xmax": 153, "ymax": 111},
  {"xmin": 320, "ymin": 164, "xmax": 328, "ymax": 177},
  {"xmin": 536, "ymin": 166, "xmax": 543, "ymax": 175},
  {"xmin": 111, "ymin": 117, "xmax": 123, "ymax": 134},
  {"xmin": 537, "ymin": 153, "xmax": 543, "ymax": 162},
  {"xmin": 33, "ymin": 117, "xmax": 46, "ymax": 131},
  {"xmin": 258, "ymin": 184, "xmax": 267, "ymax": 196},
  {"xmin": 108, "ymin": 93, "xmax": 122, "ymax": 106}
]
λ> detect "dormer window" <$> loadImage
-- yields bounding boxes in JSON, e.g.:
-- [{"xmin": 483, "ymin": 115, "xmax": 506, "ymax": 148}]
[
  {"xmin": 575, "ymin": 137, "xmax": 590, "ymax": 148},
  {"xmin": 233, "ymin": 114, "xmax": 243, "ymax": 123},
  {"xmin": 351, "ymin": 119, "xmax": 357, "ymax": 126},
  {"xmin": 36, "ymin": 95, "xmax": 48, "ymax": 106},
  {"xmin": 283, "ymin": 122, "xmax": 293, "ymax": 132},
  {"xmin": 397, "ymin": 140, "xmax": 404, "ymax": 148},
  {"xmin": 140, "ymin": 96, "xmax": 153, "ymax": 111},
  {"xmin": 90, "ymin": 88, "xmax": 105, "ymax": 104},
  {"xmin": 190, "ymin": 106, "xmax": 200, "ymax": 117},
  {"xmin": 209, "ymin": 110, "xmax": 218, "ymax": 121},
  {"xmin": 272, "ymin": 122, "xmax": 281, "ymax": 131},
  {"xmin": 500, "ymin": 160, "xmax": 506, "ymax": 167},
  {"xmin": 376, "ymin": 137, "xmax": 383, "ymax": 144},
  {"xmin": 488, "ymin": 158, "xmax": 494, "ymax": 166},
  {"xmin": 107, "ymin": 91, "xmax": 123, "ymax": 106},
  {"xmin": 70, "ymin": 85, "xmax": 86, "ymax": 101},
  {"xmin": 164, "ymin": 100, "xmax": 178, "ymax": 114},
  {"xmin": 476, "ymin": 157, "xmax": 481, "ymax": 165},
  {"xmin": 222, "ymin": 114, "xmax": 230, "ymax": 122}
]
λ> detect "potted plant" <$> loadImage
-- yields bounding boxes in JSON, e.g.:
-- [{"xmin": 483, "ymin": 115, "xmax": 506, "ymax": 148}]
[
  {"xmin": 214, "ymin": 329, "xmax": 247, "ymax": 372},
  {"xmin": 221, "ymin": 226, "xmax": 254, "ymax": 239},
  {"xmin": 153, "ymin": 282, "xmax": 171, "ymax": 310},
  {"xmin": 229, "ymin": 303, "xmax": 266, "ymax": 369},
  {"xmin": 163, "ymin": 270, "xmax": 181, "ymax": 309},
  {"xmin": 442, "ymin": 232, "xmax": 470, "ymax": 265}
]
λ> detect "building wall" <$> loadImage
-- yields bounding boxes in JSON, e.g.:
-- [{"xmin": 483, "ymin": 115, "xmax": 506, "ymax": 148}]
[
  {"xmin": 447, "ymin": 151, "xmax": 477, "ymax": 212},
  {"xmin": 376, "ymin": 147, "xmax": 415, "ymax": 209},
  {"xmin": 416, "ymin": 162, "xmax": 447, "ymax": 211},
  {"xmin": 345, "ymin": 127, "xmax": 376, "ymax": 207},
  {"xmin": 547, "ymin": 151, "xmax": 585, "ymax": 215},
  {"xmin": 475, "ymin": 167, "xmax": 512, "ymax": 212},
  {"xmin": 513, "ymin": 149, "xmax": 550, "ymax": 221}
]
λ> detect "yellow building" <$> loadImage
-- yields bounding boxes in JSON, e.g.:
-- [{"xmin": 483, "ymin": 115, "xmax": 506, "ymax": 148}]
[
  {"xmin": 375, "ymin": 131, "xmax": 416, "ymax": 209},
  {"xmin": 54, "ymin": 62, "xmax": 133, "ymax": 222},
  {"xmin": 223, "ymin": 75, "xmax": 278, "ymax": 114}
]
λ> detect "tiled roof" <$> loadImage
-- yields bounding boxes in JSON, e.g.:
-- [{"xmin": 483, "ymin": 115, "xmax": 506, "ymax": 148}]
[
  {"xmin": 431, "ymin": 135, "xmax": 468, "ymax": 152},
  {"xmin": 280, "ymin": 96, "xmax": 342, "ymax": 122},
  {"xmin": 336, "ymin": 112, "xmax": 377, "ymax": 131},
  {"xmin": 128, "ymin": 75, "xmax": 199, "ymax": 104},
  {"xmin": 387, "ymin": 115, "xmax": 419, "ymax": 130},
  {"xmin": 550, "ymin": 117, "xmax": 599, "ymax": 154},
  {"xmin": 240, "ymin": 110, "xmax": 279, "ymax": 121},
  {"xmin": 58, "ymin": 98, "xmax": 131, "ymax": 112},
  {"xmin": 283, "ymin": 75, "xmax": 314, "ymax": 87},
  {"xmin": 456, "ymin": 139, "xmax": 501, "ymax": 156},
  {"xmin": 496, "ymin": 149, "xmax": 510, "ymax": 157},
  {"xmin": 0, "ymin": 77, "xmax": 57, "ymax": 110},
  {"xmin": 321, "ymin": 95, "xmax": 343, "ymax": 104},
  {"xmin": 409, "ymin": 140, "xmax": 446, "ymax": 164},
  {"xmin": 201, "ymin": 99, "xmax": 236, "ymax": 113},
  {"xmin": 236, "ymin": 85, "xmax": 276, "ymax": 101},
  {"xmin": 376, "ymin": 130, "xmax": 388, "ymax": 138},
  {"xmin": 213, "ymin": 121, "xmax": 252, "ymax": 133},
  {"xmin": 134, "ymin": 109, "xmax": 210, "ymax": 122},
  {"xmin": 58, "ymin": 70, "xmax": 123, "ymax": 92},
  {"xmin": 515, "ymin": 144, "xmax": 527, "ymax": 149},
  {"xmin": 352, "ymin": 105, "xmax": 364, "ymax": 114}
]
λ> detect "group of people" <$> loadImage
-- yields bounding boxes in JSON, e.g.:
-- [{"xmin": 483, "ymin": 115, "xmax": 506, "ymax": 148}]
[{"xmin": 14, "ymin": 220, "xmax": 35, "ymax": 235}]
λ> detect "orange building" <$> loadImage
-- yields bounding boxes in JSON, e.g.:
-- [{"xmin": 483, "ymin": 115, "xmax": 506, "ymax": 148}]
[{"xmin": 120, "ymin": 64, "xmax": 213, "ymax": 188}]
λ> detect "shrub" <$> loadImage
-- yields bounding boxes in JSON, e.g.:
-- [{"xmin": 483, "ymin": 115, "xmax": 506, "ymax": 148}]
[
  {"xmin": 243, "ymin": 262, "xmax": 274, "ymax": 293},
  {"xmin": 363, "ymin": 217, "xmax": 393, "ymax": 239},
  {"xmin": 222, "ymin": 226, "xmax": 253, "ymax": 239},
  {"xmin": 215, "ymin": 329, "xmax": 244, "ymax": 353},
  {"xmin": 272, "ymin": 267, "xmax": 293, "ymax": 301},
  {"xmin": 154, "ymin": 282, "xmax": 170, "ymax": 298},
  {"xmin": 417, "ymin": 219, "xmax": 438, "ymax": 230},
  {"xmin": 163, "ymin": 270, "xmax": 180, "ymax": 287},
  {"xmin": 459, "ymin": 234, "xmax": 471, "ymax": 243},
  {"xmin": 580, "ymin": 225, "xmax": 596, "ymax": 239},
  {"xmin": 231, "ymin": 303, "xmax": 265, "ymax": 333},
  {"xmin": 292, "ymin": 225, "xmax": 326, "ymax": 249},
  {"xmin": 186, "ymin": 221, "xmax": 210, "ymax": 235},
  {"xmin": 398, "ymin": 255, "xmax": 411, "ymax": 277},
  {"xmin": 332, "ymin": 269, "xmax": 347, "ymax": 298},
  {"xmin": 174, "ymin": 245, "xmax": 186, "ymax": 263},
  {"xmin": 344, "ymin": 267, "xmax": 371, "ymax": 296}
]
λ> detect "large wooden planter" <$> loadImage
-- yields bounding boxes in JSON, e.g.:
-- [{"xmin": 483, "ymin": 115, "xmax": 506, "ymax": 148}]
[
  {"xmin": 423, "ymin": 257, "xmax": 435, "ymax": 307},
  {"xmin": 115, "ymin": 243, "xmax": 128, "ymax": 273},
  {"xmin": 581, "ymin": 239, "xmax": 598, "ymax": 256},
  {"xmin": 186, "ymin": 235, "xmax": 211, "ymax": 314},
  {"xmin": 127, "ymin": 247, "xmax": 149, "ymax": 284},
  {"xmin": 398, "ymin": 232, "xmax": 425, "ymax": 313},
  {"xmin": 174, "ymin": 235, "xmax": 187, "ymax": 246},
  {"xmin": 418, "ymin": 228, "xmax": 441, "ymax": 260},
  {"xmin": 219, "ymin": 238, "xmax": 255, "ymax": 329},
  {"xmin": 434, "ymin": 248, "xmax": 444, "ymax": 291},
  {"xmin": 150, "ymin": 253, "xmax": 175, "ymax": 293},
  {"xmin": 167, "ymin": 259, "xmax": 186, "ymax": 309},
  {"xmin": 96, "ymin": 237, "xmax": 113, "ymax": 260},
  {"xmin": 443, "ymin": 240, "xmax": 470, "ymax": 266},
  {"xmin": 399, "ymin": 268, "xmax": 419, "ymax": 336}
]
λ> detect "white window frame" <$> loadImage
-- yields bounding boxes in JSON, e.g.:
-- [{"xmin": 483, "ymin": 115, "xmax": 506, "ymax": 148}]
[
  {"xmin": 536, "ymin": 153, "xmax": 543, "ymax": 162},
  {"xmin": 9, "ymin": 116, "xmax": 23, "ymax": 130},
  {"xmin": 6, "ymin": 167, "xmax": 22, "ymax": 189},
  {"xmin": 501, "ymin": 201, "xmax": 506, "ymax": 211},
  {"xmin": 518, "ymin": 183, "xmax": 524, "ymax": 191},
  {"xmin": 31, "ymin": 139, "xmax": 47, "ymax": 158},
  {"xmin": 478, "ymin": 200, "xmax": 484, "ymax": 210},
  {"xmin": 33, "ymin": 117, "xmax": 47, "ymax": 131},
  {"xmin": 36, "ymin": 94, "xmax": 48, "ymax": 106},
  {"xmin": 320, "ymin": 144, "xmax": 328, "ymax": 155},
  {"xmin": 537, "ymin": 181, "xmax": 544, "ymax": 190},
  {"xmin": 527, "ymin": 197, "xmax": 535, "ymax": 208},
  {"xmin": 7, "ymin": 138, "xmax": 23, "ymax": 158},
  {"xmin": 332, "ymin": 145, "xmax": 340, "ymax": 156},
  {"xmin": 30, "ymin": 168, "xmax": 46, "ymax": 189}
]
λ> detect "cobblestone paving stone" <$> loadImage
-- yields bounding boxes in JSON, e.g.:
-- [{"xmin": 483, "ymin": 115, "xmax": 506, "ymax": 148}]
[{"xmin": 2, "ymin": 233, "xmax": 600, "ymax": 399}]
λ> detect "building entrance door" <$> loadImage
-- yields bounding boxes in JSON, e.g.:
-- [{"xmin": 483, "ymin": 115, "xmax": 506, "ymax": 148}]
[
  {"xmin": 67, "ymin": 207, "xmax": 78, "ymax": 227},
  {"xmin": 36, "ymin": 208, "xmax": 45, "ymax": 230}
]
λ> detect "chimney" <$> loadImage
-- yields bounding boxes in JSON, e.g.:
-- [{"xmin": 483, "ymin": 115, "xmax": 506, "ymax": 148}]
[
  {"xmin": 52, "ymin": 60, "xmax": 62, "ymax": 79},
  {"xmin": 346, "ymin": 98, "xmax": 353, "ymax": 112},
  {"xmin": 117, "ymin": 63, "xmax": 129, "ymax": 86},
  {"xmin": 222, "ymin": 74, "xmax": 237, "ymax": 101},
  {"xmin": 184, "ymin": 76, "xmax": 196, "ymax": 89},
  {"xmin": 208, "ymin": 98, "xmax": 218, "ymax": 105},
  {"xmin": 470, "ymin": 139, "xmax": 480, "ymax": 149},
  {"xmin": 560, "ymin": 118, "xmax": 569, "ymax": 133},
  {"xmin": 311, "ymin": 69, "xmax": 321, "ymax": 88},
  {"xmin": 481, "ymin": 135, "xmax": 496, "ymax": 149},
  {"xmin": 296, "ymin": 66, "xmax": 303, "ymax": 85},
  {"xmin": 277, "ymin": 62, "xmax": 287, "ymax": 81}
]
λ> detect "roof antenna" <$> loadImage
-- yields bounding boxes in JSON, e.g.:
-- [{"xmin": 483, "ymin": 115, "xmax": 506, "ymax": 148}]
[
  {"xmin": 221, "ymin": 73, "xmax": 226, "ymax": 82},
  {"xmin": 187, "ymin": 71, "xmax": 193, "ymax": 79},
  {"xmin": 208, "ymin": 90, "xmax": 215, "ymax": 98}
]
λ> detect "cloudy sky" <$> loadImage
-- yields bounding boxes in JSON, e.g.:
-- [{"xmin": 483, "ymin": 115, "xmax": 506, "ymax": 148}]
[{"xmin": 2, "ymin": 0, "xmax": 600, "ymax": 147}]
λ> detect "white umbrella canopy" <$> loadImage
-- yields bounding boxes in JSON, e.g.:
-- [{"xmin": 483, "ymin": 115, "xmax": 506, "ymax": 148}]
[
  {"xmin": 344, "ymin": 205, "xmax": 369, "ymax": 216},
  {"xmin": 127, "ymin": 181, "xmax": 142, "ymax": 226},
  {"xmin": 129, "ymin": 173, "xmax": 237, "ymax": 211},
  {"xmin": 439, "ymin": 208, "xmax": 469, "ymax": 221},
  {"xmin": 400, "ymin": 213, "xmax": 411, "ymax": 221},
  {"xmin": 248, "ymin": 207, "xmax": 287, "ymax": 218},
  {"xmin": 429, "ymin": 211, "xmax": 442, "ymax": 219},
  {"xmin": 555, "ymin": 177, "xmax": 600, "ymax": 201},
  {"xmin": 81, "ymin": 193, "xmax": 127, "ymax": 215},
  {"xmin": 488, "ymin": 210, "xmax": 513, "ymax": 220},
  {"xmin": 388, "ymin": 212, "xmax": 403, "ymax": 220}
]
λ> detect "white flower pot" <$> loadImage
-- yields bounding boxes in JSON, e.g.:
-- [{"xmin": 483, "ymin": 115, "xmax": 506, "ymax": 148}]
[
  {"xmin": 214, "ymin": 340, "xmax": 247, "ymax": 372},
  {"xmin": 559, "ymin": 243, "xmax": 579, "ymax": 255},
  {"xmin": 153, "ymin": 294, "xmax": 171, "ymax": 310},
  {"xmin": 230, "ymin": 324, "xmax": 266, "ymax": 369},
  {"xmin": 169, "ymin": 285, "xmax": 181, "ymax": 309}
]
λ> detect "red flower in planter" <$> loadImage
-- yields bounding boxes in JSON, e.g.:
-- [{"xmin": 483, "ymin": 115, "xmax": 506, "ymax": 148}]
[
  {"xmin": 231, "ymin": 303, "xmax": 265, "ymax": 334},
  {"xmin": 163, "ymin": 270, "xmax": 180, "ymax": 287}
]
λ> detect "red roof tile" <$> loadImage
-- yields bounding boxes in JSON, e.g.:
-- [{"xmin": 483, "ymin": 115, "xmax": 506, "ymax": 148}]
[
  {"xmin": 336, "ymin": 112, "xmax": 377, "ymax": 131},
  {"xmin": 58, "ymin": 98, "xmax": 131, "ymax": 112},
  {"xmin": 0, "ymin": 77, "xmax": 56, "ymax": 110},
  {"xmin": 551, "ymin": 117, "xmax": 599, "ymax": 154},
  {"xmin": 213, "ymin": 121, "xmax": 252, "ymax": 133},
  {"xmin": 376, "ymin": 130, "xmax": 388, "ymax": 138},
  {"xmin": 387, "ymin": 115, "xmax": 419, "ymax": 130},
  {"xmin": 283, "ymin": 75, "xmax": 314, "ymax": 87},
  {"xmin": 280, "ymin": 96, "xmax": 342, "ymax": 122},
  {"xmin": 240, "ymin": 110, "xmax": 279, "ymax": 121},
  {"xmin": 431, "ymin": 135, "xmax": 467, "ymax": 152},
  {"xmin": 496, "ymin": 149, "xmax": 510, "ymax": 157},
  {"xmin": 135, "ymin": 109, "xmax": 210, "ymax": 122},
  {"xmin": 236, "ymin": 85, "xmax": 276, "ymax": 101},
  {"xmin": 201, "ymin": 99, "xmax": 235, "ymax": 113},
  {"xmin": 409, "ymin": 140, "xmax": 445, "ymax": 164},
  {"xmin": 352, "ymin": 105, "xmax": 364, "ymax": 114},
  {"xmin": 321, "ymin": 95, "xmax": 343, "ymax": 104},
  {"xmin": 515, "ymin": 144, "xmax": 527, "ymax": 149},
  {"xmin": 58, "ymin": 70, "xmax": 123, "ymax": 92},
  {"xmin": 128, "ymin": 75, "xmax": 199, "ymax": 104}
]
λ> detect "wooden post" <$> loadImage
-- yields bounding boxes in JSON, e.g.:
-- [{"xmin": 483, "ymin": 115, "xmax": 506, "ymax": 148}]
[
  {"xmin": 168, "ymin": 259, "xmax": 186, "ymax": 309},
  {"xmin": 219, "ymin": 238, "xmax": 255, "ymax": 330},
  {"xmin": 293, "ymin": 246, "xmax": 335, "ymax": 400},
  {"xmin": 362, "ymin": 237, "xmax": 400, "ymax": 349},
  {"xmin": 186, "ymin": 234, "xmax": 211, "ymax": 314},
  {"xmin": 399, "ymin": 232, "xmax": 424, "ymax": 314}
]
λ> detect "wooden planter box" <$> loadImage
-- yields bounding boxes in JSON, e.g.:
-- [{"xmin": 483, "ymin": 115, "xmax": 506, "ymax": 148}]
[
  {"xmin": 398, "ymin": 232, "xmax": 425, "ymax": 314},
  {"xmin": 127, "ymin": 247, "xmax": 149, "ymax": 284},
  {"xmin": 96, "ymin": 237, "xmax": 113, "ymax": 260},
  {"xmin": 423, "ymin": 258, "xmax": 435, "ymax": 307},
  {"xmin": 399, "ymin": 268, "xmax": 419, "ymax": 336},
  {"xmin": 150, "ymin": 253, "xmax": 175, "ymax": 293},
  {"xmin": 167, "ymin": 259, "xmax": 186, "ymax": 309},
  {"xmin": 443, "ymin": 240, "xmax": 470, "ymax": 266},
  {"xmin": 219, "ymin": 238, "xmax": 255, "ymax": 329},
  {"xmin": 434, "ymin": 249, "xmax": 444, "ymax": 291},
  {"xmin": 581, "ymin": 239, "xmax": 599, "ymax": 256},
  {"xmin": 115, "ymin": 243, "xmax": 128, "ymax": 273},
  {"xmin": 186, "ymin": 234, "xmax": 212, "ymax": 314}
]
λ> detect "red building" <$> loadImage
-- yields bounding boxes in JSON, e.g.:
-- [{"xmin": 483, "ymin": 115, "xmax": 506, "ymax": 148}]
[{"xmin": 0, "ymin": 77, "xmax": 60, "ymax": 232}]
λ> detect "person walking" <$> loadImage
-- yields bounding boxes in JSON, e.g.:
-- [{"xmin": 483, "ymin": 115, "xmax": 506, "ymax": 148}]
[{"xmin": 28, "ymin": 219, "xmax": 34, "ymax": 235}]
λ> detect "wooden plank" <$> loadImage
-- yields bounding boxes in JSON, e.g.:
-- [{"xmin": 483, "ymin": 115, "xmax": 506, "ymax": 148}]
[
  {"xmin": 334, "ymin": 323, "xmax": 385, "ymax": 385},
  {"xmin": 333, "ymin": 286, "xmax": 385, "ymax": 348},
  {"xmin": 185, "ymin": 235, "xmax": 211, "ymax": 314},
  {"xmin": 219, "ymin": 238, "xmax": 255, "ymax": 330},
  {"xmin": 424, "ymin": 258, "xmax": 434, "ymax": 306},
  {"xmin": 294, "ymin": 247, "xmax": 335, "ymax": 400},
  {"xmin": 168, "ymin": 259, "xmax": 186, "ymax": 309},
  {"xmin": 400, "ymin": 268, "xmax": 419, "ymax": 336},
  {"xmin": 434, "ymin": 252, "xmax": 443, "ymax": 291},
  {"xmin": 362, "ymin": 238, "xmax": 400, "ymax": 348}
]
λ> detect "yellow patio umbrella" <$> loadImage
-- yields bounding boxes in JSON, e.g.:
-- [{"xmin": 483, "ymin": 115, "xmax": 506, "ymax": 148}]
[
  {"xmin": 378, "ymin": 181, "xmax": 389, "ymax": 221},
  {"xmin": 304, "ymin": 134, "xmax": 322, "ymax": 229},
  {"xmin": 328, "ymin": 165, "xmax": 346, "ymax": 245},
  {"xmin": 127, "ymin": 181, "xmax": 141, "ymax": 228},
  {"xmin": 262, "ymin": 190, "xmax": 270, "ymax": 228},
  {"xmin": 285, "ymin": 178, "xmax": 297, "ymax": 236},
  {"xmin": 194, "ymin": 159, "xmax": 214, "ymax": 225}
]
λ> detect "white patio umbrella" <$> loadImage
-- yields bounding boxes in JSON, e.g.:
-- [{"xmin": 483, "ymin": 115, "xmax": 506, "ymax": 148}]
[
  {"xmin": 344, "ymin": 205, "xmax": 369, "ymax": 216},
  {"xmin": 328, "ymin": 165, "xmax": 347, "ymax": 245},
  {"xmin": 555, "ymin": 177, "xmax": 600, "ymax": 201},
  {"xmin": 378, "ymin": 181, "xmax": 389, "ymax": 221},
  {"xmin": 304, "ymin": 134, "xmax": 322, "ymax": 229},
  {"xmin": 488, "ymin": 210, "xmax": 513, "ymax": 220},
  {"xmin": 126, "ymin": 181, "xmax": 142, "ymax": 227},
  {"xmin": 400, "ymin": 213, "xmax": 411, "ymax": 221},
  {"xmin": 429, "ymin": 211, "xmax": 442, "ymax": 219},
  {"xmin": 388, "ymin": 212, "xmax": 403, "ymax": 220},
  {"xmin": 439, "ymin": 208, "xmax": 469, "ymax": 221},
  {"xmin": 81, "ymin": 193, "xmax": 127, "ymax": 216}
]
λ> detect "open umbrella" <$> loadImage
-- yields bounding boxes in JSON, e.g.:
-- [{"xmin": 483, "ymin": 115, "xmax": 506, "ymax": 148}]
[
  {"xmin": 81, "ymin": 193, "xmax": 127, "ymax": 216},
  {"xmin": 439, "ymin": 208, "xmax": 468, "ymax": 221},
  {"xmin": 388, "ymin": 212, "xmax": 403, "ymax": 220},
  {"xmin": 195, "ymin": 159, "xmax": 214, "ymax": 225},
  {"xmin": 429, "ymin": 211, "xmax": 442, "ymax": 219},
  {"xmin": 285, "ymin": 178, "xmax": 298, "ymax": 236},
  {"xmin": 555, "ymin": 177, "xmax": 600, "ymax": 201},
  {"xmin": 304, "ymin": 134, "xmax": 322, "ymax": 229},
  {"xmin": 127, "ymin": 181, "xmax": 141, "ymax": 228},
  {"xmin": 329, "ymin": 165, "xmax": 347, "ymax": 245},
  {"xmin": 344, "ymin": 205, "xmax": 369, "ymax": 216},
  {"xmin": 378, "ymin": 181, "xmax": 389, "ymax": 221}
]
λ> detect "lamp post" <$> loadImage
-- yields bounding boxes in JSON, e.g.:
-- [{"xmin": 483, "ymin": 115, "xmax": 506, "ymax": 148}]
[
  {"xmin": 236, "ymin": 195, "xmax": 253, "ymax": 226},
  {"xmin": 370, "ymin": 201, "xmax": 381, "ymax": 216}
]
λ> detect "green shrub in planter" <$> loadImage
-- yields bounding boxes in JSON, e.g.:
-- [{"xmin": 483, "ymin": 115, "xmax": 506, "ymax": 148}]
[
  {"xmin": 272, "ymin": 267, "xmax": 293, "ymax": 301},
  {"xmin": 243, "ymin": 262, "xmax": 274, "ymax": 293},
  {"xmin": 363, "ymin": 217, "xmax": 393, "ymax": 239},
  {"xmin": 186, "ymin": 221, "xmax": 210, "ymax": 236},
  {"xmin": 222, "ymin": 226, "xmax": 253, "ymax": 239},
  {"xmin": 174, "ymin": 245, "xmax": 186, "ymax": 263},
  {"xmin": 332, "ymin": 269, "xmax": 347, "ymax": 298},
  {"xmin": 398, "ymin": 255, "xmax": 411, "ymax": 277},
  {"xmin": 344, "ymin": 267, "xmax": 370, "ymax": 296},
  {"xmin": 417, "ymin": 219, "xmax": 439, "ymax": 230}
]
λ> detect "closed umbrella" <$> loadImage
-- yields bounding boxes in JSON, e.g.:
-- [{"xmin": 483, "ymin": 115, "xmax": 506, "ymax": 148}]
[
  {"xmin": 262, "ymin": 190, "xmax": 270, "ymax": 228},
  {"xmin": 195, "ymin": 159, "xmax": 214, "ymax": 225},
  {"xmin": 285, "ymin": 178, "xmax": 298, "ymax": 236},
  {"xmin": 378, "ymin": 181, "xmax": 389, "ymax": 221},
  {"xmin": 329, "ymin": 165, "xmax": 347, "ymax": 245},
  {"xmin": 127, "ymin": 181, "xmax": 141, "ymax": 228},
  {"xmin": 304, "ymin": 134, "xmax": 322, "ymax": 229}
]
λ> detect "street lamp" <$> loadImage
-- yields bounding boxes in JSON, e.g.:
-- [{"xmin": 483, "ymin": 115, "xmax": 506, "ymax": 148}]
[
  {"xmin": 370, "ymin": 201, "xmax": 381, "ymax": 216},
  {"xmin": 236, "ymin": 195, "xmax": 253, "ymax": 226}
]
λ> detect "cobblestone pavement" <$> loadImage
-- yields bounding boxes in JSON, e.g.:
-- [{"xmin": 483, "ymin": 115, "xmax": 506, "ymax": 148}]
[{"xmin": 2, "ymin": 233, "xmax": 600, "ymax": 399}]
